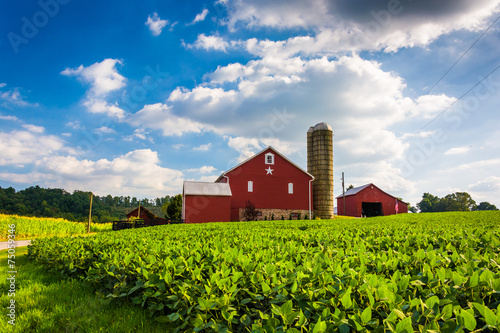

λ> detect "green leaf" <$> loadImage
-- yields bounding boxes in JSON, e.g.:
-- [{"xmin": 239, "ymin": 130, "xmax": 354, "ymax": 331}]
[
  {"xmin": 468, "ymin": 270, "xmax": 479, "ymax": 288},
  {"xmin": 341, "ymin": 288, "xmax": 353, "ymax": 309},
  {"xmin": 361, "ymin": 307, "xmax": 372, "ymax": 325},
  {"xmin": 313, "ymin": 319, "xmax": 327, "ymax": 333},
  {"xmin": 395, "ymin": 317, "xmax": 412, "ymax": 333},
  {"xmin": 168, "ymin": 312, "xmax": 180, "ymax": 322},
  {"xmin": 483, "ymin": 306, "xmax": 497, "ymax": 327},
  {"xmin": 262, "ymin": 282, "xmax": 271, "ymax": 293},
  {"xmin": 155, "ymin": 316, "xmax": 170, "ymax": 323},
  {"xmin": 281, "ymin": 300, "xmax": 293, "ymax": 315},
  {"xmin": 452, "ymin": 272, "xmax": 462, "ymax": 286},
  {"xmin": 425, "ymin": 296, "xmax": 440, "ymax": 310},
  {"xmin": 459, "ymin": 309, "xmax": 476, "ymax": 331},
  {"xmin": 240, "ymin": 314, "xmax": 252, "ymax": 326}
]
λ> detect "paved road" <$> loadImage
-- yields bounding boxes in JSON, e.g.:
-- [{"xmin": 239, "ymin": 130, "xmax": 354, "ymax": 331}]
[{"xmin": 0, "ymin": 240, "xmax": 31, "ymax": 250}]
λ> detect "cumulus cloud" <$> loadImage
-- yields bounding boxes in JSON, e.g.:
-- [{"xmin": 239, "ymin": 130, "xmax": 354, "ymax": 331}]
[
  {"xmin": 127, "ymin": 103, "xmax": 210, "ymax": 136},
  {"xmin": 145, "ymin": 12, "xmax": 169, "ymax": 36},
  {"xmin": 0, "ymin": 149, "xmax": 184, "ymax": 197},
  {"xmin": 191, "ymin": 9, "xmax": 209, "ymax": 24},
  {"xmin": 193, "ymin": 143, "xmax": 212, "ymax": 151},
  {"xmin": 61, "ymin": 59, "xmax": 126, "ymax": 96},
  {"xmin": 61, "ymin": 59, "xmax": 127, "ymax": 119},
  {"xmin": 186, "ymin": 34, "xmax": 230, "ymax": 52},
  {"xmin": 0, "ymin": 129, "xmax": 74, "ymax": 166},
  {"xmin": 221, "ymin": 0, "xmax": 500, "ymax": 52},
  {"xmin": 185, "ymin": 165, "xmax": 217, "ymax": 174},
  {"xmin": 444, "ymin": 146, "xmax": 470, "ymax": 155}
]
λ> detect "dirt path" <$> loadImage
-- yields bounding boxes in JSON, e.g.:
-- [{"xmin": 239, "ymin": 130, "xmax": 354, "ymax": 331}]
[{"xmin": 0, "ymin": 240, "xmax": 31, "ymax": 250}]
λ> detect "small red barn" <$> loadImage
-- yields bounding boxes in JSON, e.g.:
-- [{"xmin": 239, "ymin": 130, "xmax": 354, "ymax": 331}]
[
  {"xmin": 183, "ymin": 146, "xmax": 315, "ymax": 223},
  {"xmin": 336, "ymin": 183, "xmax": 408, "ymax": 217},
  {"xmin": 126, "ymin": 206, "xmax": 165, "ymax": 221},
  {"xmin": 182, "ymin": 181, "xmax": 232, "ymax": 223}
]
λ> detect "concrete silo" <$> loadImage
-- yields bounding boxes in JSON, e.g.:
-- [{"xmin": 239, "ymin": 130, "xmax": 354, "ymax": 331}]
[{"xmin": 307, "ymin": 122, "xmax": 334, "ymax": 219}]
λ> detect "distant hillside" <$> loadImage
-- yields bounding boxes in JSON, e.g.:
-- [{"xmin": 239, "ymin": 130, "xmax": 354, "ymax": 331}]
[{"xmin": 0, "ymin": 186, "xmax": 172, "ymax": 223}]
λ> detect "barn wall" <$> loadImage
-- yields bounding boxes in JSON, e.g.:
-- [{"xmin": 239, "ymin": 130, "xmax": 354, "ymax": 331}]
[
  {"xmin": 336, "ymin": 195, "xmax": 357, "ymax": 216},
  {"xmin": 184, "ymin": 195, "xmax": 231, "ymax": 223},
  {"xmin": 223, "ymin": 148, "xmax": 313, "ymax": 215},
  {"xmin": 338, "ymin": 185, "xmax": 408, "ymax": 217}
]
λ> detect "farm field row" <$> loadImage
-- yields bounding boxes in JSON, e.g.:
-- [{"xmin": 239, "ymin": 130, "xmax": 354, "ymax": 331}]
[
  {"xmin": 28, "ymin": 211, "xmax": 500, "ymax": 332},
  {"xmin": 0, "ymin": 214, "xmax": 112, "ymax": 240}
]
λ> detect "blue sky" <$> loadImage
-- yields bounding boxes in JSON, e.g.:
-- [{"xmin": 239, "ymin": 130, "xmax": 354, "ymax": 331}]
[{"xmin": 1, "ymin": 0, "xmax": 500, "ymax": 208}]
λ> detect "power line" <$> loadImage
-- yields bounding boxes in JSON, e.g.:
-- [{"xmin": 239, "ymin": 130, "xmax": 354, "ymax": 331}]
[
  {"xmin": 360, "ymin": 64, "xmax": 500, "ymax": 176},
  {"xmin": 351, "ymin": 14, "xmax": 500, "ymax": 167}
]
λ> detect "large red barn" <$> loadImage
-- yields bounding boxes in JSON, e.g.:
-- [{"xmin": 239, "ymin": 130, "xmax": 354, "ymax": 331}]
[
  {"xmin": 336, "ymin": 183, "xmax": 408, "ymax": 217},
  {"xmin": 182, "ymin": 146, "xmax": 315, "ymax": 223}
]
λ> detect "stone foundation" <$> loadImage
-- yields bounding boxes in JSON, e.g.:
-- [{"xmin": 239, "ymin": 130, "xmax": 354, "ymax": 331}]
[{"xmin": 239, "ymin": 208, "xmax": 311, "ymax": 221}]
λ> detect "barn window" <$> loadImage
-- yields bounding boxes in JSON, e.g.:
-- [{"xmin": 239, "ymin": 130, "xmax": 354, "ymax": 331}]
[
  {"xmin": 265, "ymin": 153, "xmax": 274, "ymax": 165},
  {"xmin": 248, "ymin": 181, "xmax": 253, "ymax": 192},
  {"xmin": 288, "ymin": 183, "xmax": 293, "ymax": 194}
]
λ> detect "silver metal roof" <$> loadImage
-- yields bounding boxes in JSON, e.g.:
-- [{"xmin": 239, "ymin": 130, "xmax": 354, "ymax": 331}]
[
  {"xmin": 183, "ymin": 181, "xmax": 232, "ymax": 196},
  {"xmin": 313, "ymin": 122, "xmax": 332, "ymax": 131},
  {"xmin": 335, "ymin": 184, "xmax": 371, "ymax": 198}
]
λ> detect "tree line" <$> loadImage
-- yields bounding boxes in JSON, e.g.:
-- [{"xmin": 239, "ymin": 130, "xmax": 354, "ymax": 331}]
[
  {"xmin": 416, "ymin": 192, "xmax": 498, "ymax": 213},
  {"xmin": 0, "ymin": 186, "xmax": 182, "ymax": 223}
]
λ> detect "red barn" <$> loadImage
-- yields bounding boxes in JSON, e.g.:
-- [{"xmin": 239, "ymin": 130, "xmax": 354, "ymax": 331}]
[
  {"xmin": 336, "ymin": 183, "xmax": 408, "ymax": 217},
  {"xmin": 126, "ymin": 206, "xmax": 165, "ymax": 221},
  {"xmin": 183, "ymin": 146, "xmax": 314, "ymax": 223},
  {"xmin": 182, "ymin": 181, "xmax": 232, "ymax": 224}
]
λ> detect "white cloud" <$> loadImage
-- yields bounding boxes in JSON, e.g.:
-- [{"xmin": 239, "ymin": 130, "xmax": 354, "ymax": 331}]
[
  {"xmin": 84, "ymin": 98, "xmax": 126, "ymax": 120},
  {"xmin": 191, "ymin": 9, "xmax": 209, "ymax": 24},
  {"xmin": 66, "ymin": 121, "xmax": 84, "ymax": 130},
  {"xmin": 145, "ymin": 12, "xmax": 168, "ymax": 36},
  {"xmin": 185, "ymin": 165, "xmax": 217, "ymax": 174},
  {"xmin": 0, "ymin": 130, "xmax": 73, "ymax": 166},
  {"xmin": 127, "ymin": 103, "xmax": 210, "ymax": 136},
  {"xmin": 0, "ymin": 85, "xmax": 38, "ymax": 107},
  {"xmin": 22, "ymin": 124, "xmax": 45, "ymax": 133},
  {"xmin": 187, "ymin": 34, "xmax": 229, "ymax": 52},
  {"xmin": 221, "ymin": 0, "xmax": 500, "ymax": 53},
  {"xmin": 0, "ymin": 114, "xmax": 19, "ymax": 121},
  {"xmin": 94, "ymin": 126, "xmax": 116, "ymax": 134},
  {"xmin": 62, "ymin": 59, "xmax": 127, "ymax": 119},
  {"xmin": 444, "ymin": 146, "xmax": 470, "ymax": 155},
  {"xmin": 61, "ymin": 59, "xmax": 126, "ymax": 97},
  {"xmin": 1, "ymin": 149, "xmax": 184, "ymax": 197},
  {"xmin": 228, "ymin": 136, "xmax": 262, "ymax": 162},
  {"xmin": 469, "ymin": 176, "xmax": 500, "ymax": 193},
  {"xmin": 193, "ymin": 143, "xmax": 212, "ymax": 151}
]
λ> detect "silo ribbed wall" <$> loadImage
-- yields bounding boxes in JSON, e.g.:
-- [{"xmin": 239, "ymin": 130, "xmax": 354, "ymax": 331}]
[{"xmin": 307, "ymin": 124, "xmax": 334, "ymax": 219}]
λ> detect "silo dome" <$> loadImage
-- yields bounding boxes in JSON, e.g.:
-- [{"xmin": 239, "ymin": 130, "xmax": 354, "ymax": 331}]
[{"xmin": 312, "ymin": 122, "xmax": 333, "ymax": 131}]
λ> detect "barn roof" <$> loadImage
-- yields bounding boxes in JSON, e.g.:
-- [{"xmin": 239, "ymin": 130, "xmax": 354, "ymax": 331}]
[
  {"xmin": 336, "ymin": 183, "xmax": 405, "ymax": 202},
  {"xmin": 336, "ymin": 184, "xmax": 371, "ymax": 198},
  {"xmin": 215, "ymin": 146, "xmax": 314, "ymax": 182},
  {"xmin": 183, "ymin": 181, "xmax": 232, "ymax": 196}
]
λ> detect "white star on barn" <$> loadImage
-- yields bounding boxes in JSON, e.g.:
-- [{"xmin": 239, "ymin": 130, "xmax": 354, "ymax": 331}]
[{"xmin": 265, "ymin": 166, "xmax": 274, "ymax": 175}]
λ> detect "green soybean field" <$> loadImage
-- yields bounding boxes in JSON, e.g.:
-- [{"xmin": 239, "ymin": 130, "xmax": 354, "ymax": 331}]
[{"xmin": 27, "ymin": 211, "xmax": 500, "ymax": 332}]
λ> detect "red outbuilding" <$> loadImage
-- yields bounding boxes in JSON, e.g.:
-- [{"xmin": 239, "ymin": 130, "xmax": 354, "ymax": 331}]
[
  {"xmin": 336, "ymin": 183, "xmax": 408, "ymax": 217},
  {"xmin": 182, "ymin": 181, "xmax": 232, "ymax": 224},
  {"xmin": 182, "ymin": 146, "xmax": 315, "ymax": 223}
]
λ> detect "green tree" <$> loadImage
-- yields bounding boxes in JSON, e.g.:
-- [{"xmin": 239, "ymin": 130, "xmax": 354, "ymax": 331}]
[
  {"xmin": 417, "ymin": 193, "xmax": 440, "ymax": 212},
  {"xmin": 474, "ymin": 201, "xmax": 498, "ymax": 211},
  {"xmin": 437, "ymin": 192, "xmax": 476, "ymax": 211},
  {"xmin": 166, "ymin": 194, "xmax": 183, "ymax": 220}
]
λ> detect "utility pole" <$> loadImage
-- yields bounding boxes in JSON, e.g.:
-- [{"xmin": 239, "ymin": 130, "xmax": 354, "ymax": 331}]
[
  {"xmin": 88, "ymin": 192, "xmax": 93, "ymax": 233},
  {"xmin": 342, "ymin": 172, "xmax": 346, "ymax": 216}
]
